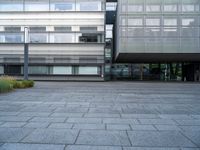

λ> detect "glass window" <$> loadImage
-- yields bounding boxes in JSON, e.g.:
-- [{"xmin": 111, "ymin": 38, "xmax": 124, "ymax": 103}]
[
  {"xmin": 5, "ymin": 34, "xmax": 22, "ymax": 43},
  {"xmin": 182, "ymin": 18, "xmax": 195, "ymax": 26},
  {"xmin": 29, "ymin": 66, "xmax": 49, "ymax": 74},
  {"xmin": 127, "ymin": 27, "xmax": 144, "ymax": 37},
  {"xmin": 128, "ymin": 5, "xmax": 143, "ymax": 12},
  {"xmin": 163, "ymin": 28, "xmax": 178, "ymax": 37},
  {"xmin": 106, "ymin": 2, "xmax": 117, "ymax": 11},
  {"xmin": 181, "ymin": 27, "xmax": 199, "ymax": 37},
  {"xmin": 54, "ymin": 33, "xmax": 74, "ymax": 43},
  {"xmin": 0, "ymin": 66, "xmax": 4, "ymax": 74},
  {"xmin": 182, "ymin": 4, "xmax": 195, "ymax": 12},
  {"xmin": 77, "ymin": 1, "xmax": 102, "ymax": 11},
  {"xmin": 30, "ymin": 33, "xmax": 47, "ymax": 43},
  {"xmin": 144, "ymin": 28, "xmax": 161, "ymax": 36},
  {"xmin": 164, "ymin": 19, "xmax": 177, "ymax": 26},
  {"xmin": 0, "ymin": 34, "xmax": 4, "ymax": 43},
  {"xmin": 146, "ymin": 5, "xmax": 160, "ymax": 12},
  {"xmin": 50, "ymin": 0, "xmax": 75, "ymax": 11},
  {"xmin": 128, "ymin": 18, "xmax": 143, "ymax": 26},
  {"xmin": 164, "ymin": 5, "xmax": 177, "ymax": 12},
  {"xmin": 0, "ymin": 0, "xmax": 23, "ymax": 11},
  {"xmin": 53, "ymin": 66, "xmax": 72, "ymax": 75},
  {"xmin": 146, "ymin": 19, "xmax": 160, "ymax": 26},
  {"xmin": 78, "ymin": 66, "xmax": 99, "ymax": 75},
  {"xmin": 4, "ymin": 65, "xmax": 21, "ymax": 75},
  {"xmin": 79, "ymin": 34, "xmax": 99, "ymax": 43},
  {"xmin": 120, "ymin": 17, "xmax": 126, "ymax": 26},
  {"xmin": 25, "ymin": 0, "xmax": 49, "ymax": 11}
]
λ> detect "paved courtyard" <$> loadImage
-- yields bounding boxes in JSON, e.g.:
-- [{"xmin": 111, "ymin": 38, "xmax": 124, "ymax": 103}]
[{"xmin": 0, "ymin": 82, "xmax": 200, "ymax": 150}]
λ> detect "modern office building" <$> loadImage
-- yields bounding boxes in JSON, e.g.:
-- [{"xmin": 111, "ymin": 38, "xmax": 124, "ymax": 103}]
[
  {"xmin": 0, "ymin": 0, "xmax": 105, "ymax": 81},
  {"xmin": 0, "ymin": 0, "xmax": 200, "ymax": 81},
  {"xmin": 113, "ymin": 0, "xmax": 200, "ymax": 81}
]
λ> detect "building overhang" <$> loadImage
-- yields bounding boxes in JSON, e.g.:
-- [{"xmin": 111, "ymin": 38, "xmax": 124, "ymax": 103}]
[{"xmin": 115, "ymin": 53, "xmax": 200, "ymax": 63}]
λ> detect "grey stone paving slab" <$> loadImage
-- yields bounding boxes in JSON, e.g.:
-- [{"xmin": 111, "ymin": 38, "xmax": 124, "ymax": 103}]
[
  {"xmin": 0, "ymin": 112, "xmax": 19, "ymax": 116},
  {"xmin": 55, "ymin": 107, "xmax": 88, "ymax": 113},
  {"xmin": 66, "ymin": 145, "xmax": 122, "ymax": 150},
  {"xmin": 48, "ymin": 123, "xmax": 73, "ymax": 129},
  {"xmin": 130, "ymin": 125, "xmax": 157, "ymax": 131},
  {"xmin": 138, "ymin": 119, "xmax": 176, "ymax": 125},
  {"xmin": 20, "ymin": 107, "xmax": 54, "ymax": 112},
  {"xmin": 127, "ymin": 131, "xmax": 196, "ymax": 147},
  {"xmin": 181, "ymin": 131, "xmax": 200, "ymax": 147},
  {"xmin": 0, "ymin": 116, "xmax": 31, "ymax": 122},
  {"xmin": 191, "ymin": 115, "xmax": 200, "ymax": 119},
  {"xmin": 1, "ymin": 82, "xmax": 200, "ymax": 148},
  {"xmin": 155, "ymin": 125, "xmax": 182, "ymax": 131},
  {"xmin": 73, "ymin": 123, "xmax": 105, "ymax": 130},
  {"xmin": 121, "ymin": 114, "xmax": 159, "ymax": 119},
  {"xmin": 67, "ymin": 118, "xmax": 102, "ymax": 124},
  {"xmin": 18, "ymin": 112, "xmax": 51, "ymax": 117},
  {"xmin": 179, "ymin": 126, "xmax": 200, "ymax": 131},
  {"xmin": 22, "ymin": 129, "xmax": 78, "ymax": 144},
  {"xmin": 89, "ymin": 108, "xmax": 122, "ymax": 113},
  {"xmin": 84, "ymin": 113, "xmax": 120, "ymax": 118},
  {"xmin": 159, "ymin": 115, "xmax": 193, "ymax": 120},
  {"xmin": 0, "ymin": 128, "xmax": 33, "ymax": 142},
  {"xmin": 0, "ymin": 143, "xmax": 65, "ymax": 150},
  {"xmin": 0, "ymin": 122, "xmax": 26, "ymax": 128},
  {"xmin": 24, "ymin": 122, "xmax": 49, "ymax": 128},
  {"xmin": 107, "ymin": 124, "xmax": 131, "ymax": 130},
  {"xmin": 76, "ymin": 130, "xmax": 131, "ymax": 146},
  {"xmin": 50, "ymin": 113, "xmax": 83, "ymax": 117},
  {"xmin": 123, "ymin": 147, "xmax": 179, "ymax": 150},
  {"xmin": 175, "ymin": 120, "xmax": 200, "ymax": 126},
  {"xmin": 103, "ymin": 118, "xmax": 138, "ymax": 125},
  {"xmin": 30, "ymin": 117, "xmax": 66, "ymax": 123},
  {"xmin": 181, "ymin": 148, "xmax": 200, "ymax": 150}
]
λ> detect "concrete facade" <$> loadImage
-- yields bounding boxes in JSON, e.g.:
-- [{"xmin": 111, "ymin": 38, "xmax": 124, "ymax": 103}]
[{"xmin": 0, "ymin": 0, "xmax": 105, "ymax": 80}]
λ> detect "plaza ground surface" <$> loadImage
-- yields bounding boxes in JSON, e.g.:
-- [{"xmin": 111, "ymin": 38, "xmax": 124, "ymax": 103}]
[{"xmin": 0, "ymin": 82, "xmax": 200, "ymax": 150}]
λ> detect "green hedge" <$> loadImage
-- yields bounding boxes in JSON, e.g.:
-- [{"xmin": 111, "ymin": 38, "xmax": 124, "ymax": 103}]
[
  {"xmin": 0, "ymin": 77, "xmax": 34, "ymax": 93},
  {"xmin": 0, "ymin": 80, "xmax": 13, "ymax": 93}
]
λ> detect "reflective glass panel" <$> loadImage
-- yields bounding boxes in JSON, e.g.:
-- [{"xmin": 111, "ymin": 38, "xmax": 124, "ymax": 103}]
[
  {"xmin": 25, "ymin": 0, "xmax": 49, "ymax": 11},
  {"xmin": 0, "ymin": 0, "xmax": 23, "ymax": 11},
  {"xmin": 53, "ymin": 66, "xmax": 72, "ymax": 74},
  {"xmin": 146, "ymin": 5, "xmax": 160, "ymax": 12},
  {"xmin": 77, "ymin": 1, "xmax": 102, "ymax": 11},
  {"xmin": 128, "ymin": 5, "xmax": 143, "ymax": 12},
  {"xmin": 164, "ymin": 5, "xmax": 177, "ymax": 12},
  {"xmin": 30, "ymin": 33, "xmax": 47, "ymax": 43},
  {"xmin": 164, "ymin": 19, "xmax": 177, "ymax": 26},
  {"xmin": 50, "ymin": 0, "xmax": 75, "ymax": 11},
  {"xmin": 78, "ymin": 66, "xmax": 99, "ymax": 75},
  {"xmin": 146, "ymin": 19, "xmax": 160, "ymax": 26},
  {"xmin": 128, "ymin": 18, "xmax": 143, "ymax": 26},
  {"xmin": 54, "ymin": 33, "xmax": 75, "ymax": 43}
]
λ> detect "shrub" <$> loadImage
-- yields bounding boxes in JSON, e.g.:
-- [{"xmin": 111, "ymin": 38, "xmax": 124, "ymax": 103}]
[
  {"xmin": 0, "ymin": 80, "xmax": 13, "ymax": 93},
  {"xmin": 15, "ymin": 81, "xmax": 26, "ymax": 89},
  {"xmin": 0, "ymin": 76, "xmax": 34, "ymax": 93},
  {"xmin": 21, "ymin": 80, "xmax": 34, "ymax": 88}
]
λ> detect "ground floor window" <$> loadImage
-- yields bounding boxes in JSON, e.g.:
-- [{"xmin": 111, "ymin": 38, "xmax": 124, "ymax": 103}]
[
  {"xmin": 53, "ymin": 66, "xmax": 72, "ymax": 75},
  {"xmin": 1, "ymin": 65, "xmax": 101, "ymax": 76},
  {"xmin": 110, "ymin": 63, "xmax": 184, "ymax": 81},
  {"xmin": 78, "ymin": 66, "xmax": 100, "ymax": 75}
]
